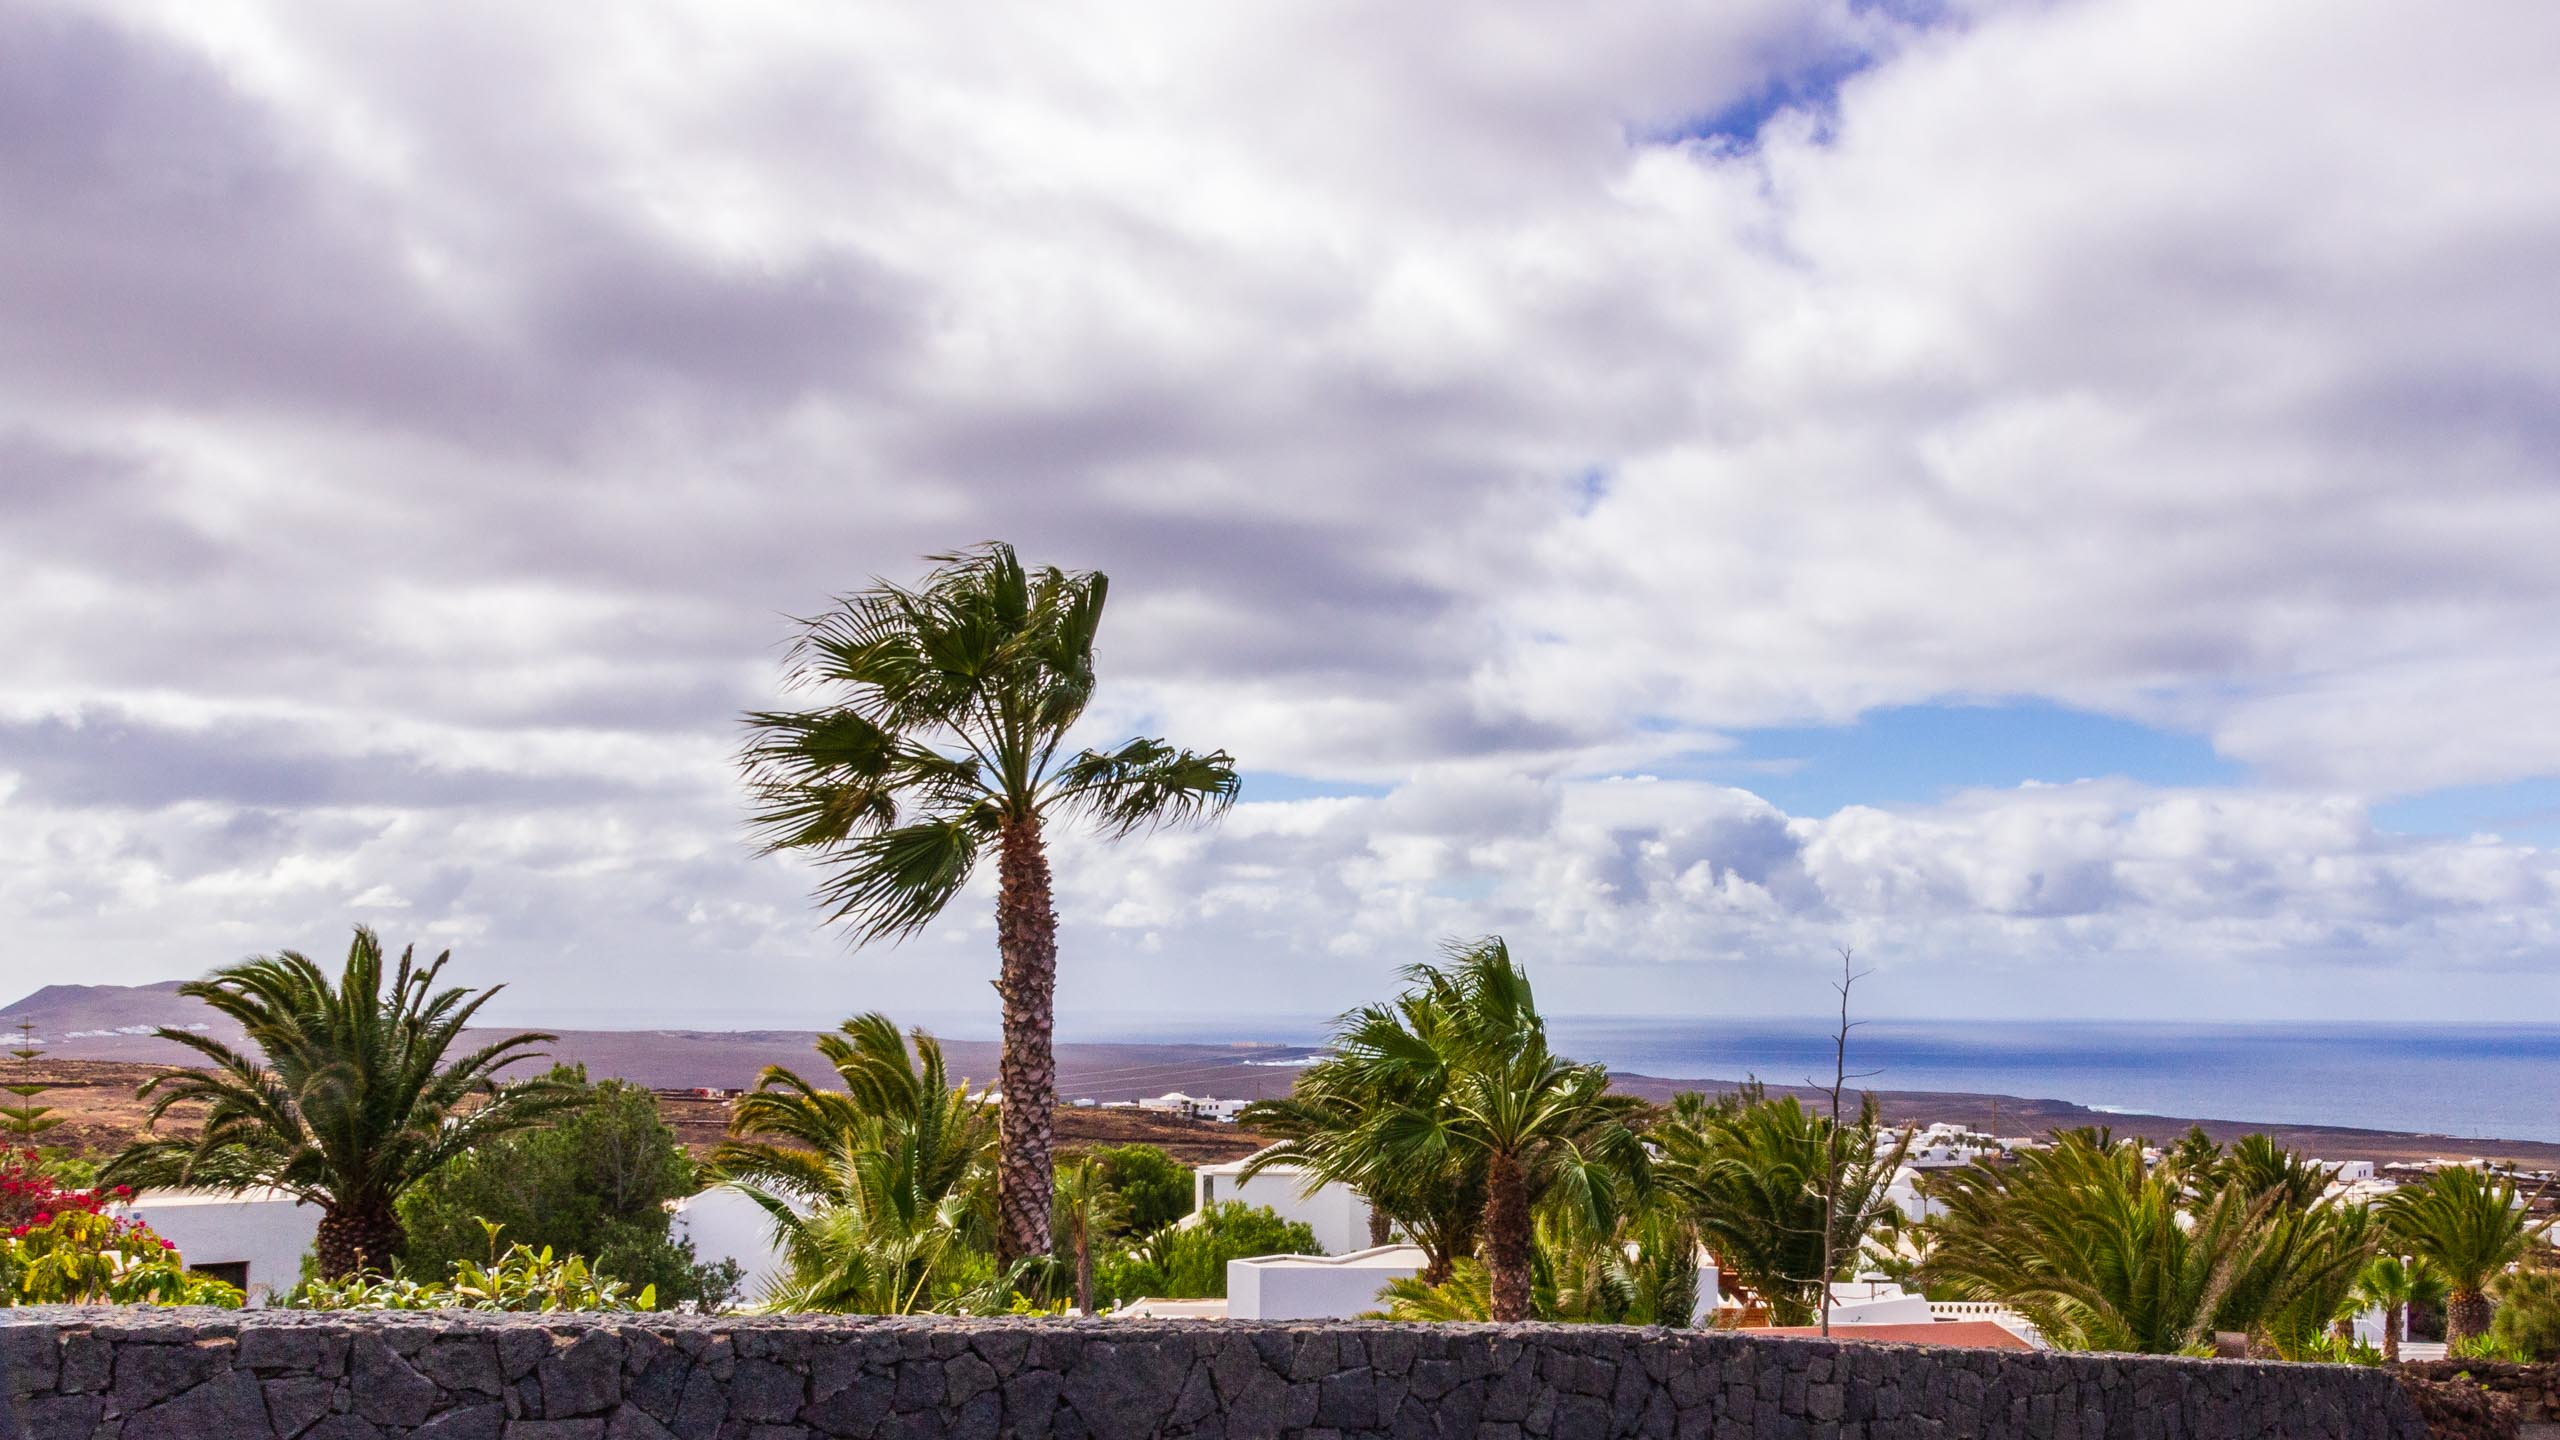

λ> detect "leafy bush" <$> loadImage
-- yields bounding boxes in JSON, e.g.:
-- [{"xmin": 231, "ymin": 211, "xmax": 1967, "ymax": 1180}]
[
  {"xmin": 399, "ymin": 1066, "xmax": 739, "ymax": 1309},
  {"xmin": 295, "ymin": 1224, "xmax": 655, "ymax": 1313},
  {"xmin": 1093, "ymin": 1202, "xmax": 1319, "ymax": 1303},
  {"xmin": 1083, "ymin": 1144, "xmax": 1191, "ymax": 1237},
  {"xmin": 2, "ymin": 1209, "xmax": 243, "ymax": 1307},
  {"xmin": 2488, "ymin": 1267, "xmax": 2560, "ymax": 1361},
  {"xmin": 1, "ymin": 1146, "xmax": 128, "ymax": 1230},
  {"xmin": 2449, "ymin": 1329, "xmax": 2540, "ymax": 1363}
]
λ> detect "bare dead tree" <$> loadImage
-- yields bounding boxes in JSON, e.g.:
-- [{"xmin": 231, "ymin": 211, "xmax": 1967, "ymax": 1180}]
[{"xmin": 1815, "ymin": 945, "xmax": 1884, "ymax": 1338}]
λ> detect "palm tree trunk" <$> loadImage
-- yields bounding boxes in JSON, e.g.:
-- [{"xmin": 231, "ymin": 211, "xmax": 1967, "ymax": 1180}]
[
  {"xmin": 2384, "ymin": 1302, "xmax": 2402, "ymax": 1363},
  {"xmin": 994, "ymin": 815, "xmax": 1059, "ymax": 1267},
  {"xmin": 2448, "ymin": 1287, "xmax": 2493, "ymax": 1344},
  {"xmin": 1367, "ymin": 1203, "xmax": 1392, "ymax": 1249},
  {"xmin": 1075, "ymin": 1228, "xmax": 1093, "ymax": 1316},
  {"xmin": 1483, "ymin": 1152, "xmax": 1534, "ymax": 1323},
  {"xmin": 314, "ymin": 1202, "xmax": 403, "ymax": 1280}
]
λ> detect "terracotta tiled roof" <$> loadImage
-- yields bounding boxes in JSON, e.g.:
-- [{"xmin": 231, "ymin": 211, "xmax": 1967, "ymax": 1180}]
[{"xmin": 1752, "ymin": 1321, "xmax": 2033, "ymax": 1351}]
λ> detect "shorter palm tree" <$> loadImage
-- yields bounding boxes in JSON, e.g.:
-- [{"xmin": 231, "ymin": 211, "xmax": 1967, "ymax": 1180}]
[
  {"xmin": 1924, "ymin": 1130, "xmax": 2286, "ymax": 1354},
  {"xmin": 102, "ymin": 929, "xmax": 568, "ymax": 1278},
  {"xmin": 711, "ymin": 1014, "xmax": 1002, "ymax": 1313},
  {"xmin": 1315, "ymin": 939, "xmax": 1648, "ymax": 1321},
  {"xmin": 1240, "ymin": 1008, "xmax": 1485, "ymax": 1282},
  {"xmin": 2249, "ymin": 1202, "xmax": 2382, "ymax": 1361},
  {"xmin": 2355, "ymin": 1255, "xmax": 2445, "ymax": 1363},
  {"xmin": 1052, "ymin": 1155, "xmax": 1127, "ymax": 1315},
  {"xmin": 1654, "ymin": 1085, "xmax": 1911, "ymax": 1326},
  {"xmin": 2381, "ymin": 1166, "xmax": 2545, "ymax": 1343}
]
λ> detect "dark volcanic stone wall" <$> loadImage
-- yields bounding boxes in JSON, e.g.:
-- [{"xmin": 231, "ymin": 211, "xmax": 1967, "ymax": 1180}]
[{"xmin": 0, "ymin": 1309, "xmax": 2428, "ymax": 1440}]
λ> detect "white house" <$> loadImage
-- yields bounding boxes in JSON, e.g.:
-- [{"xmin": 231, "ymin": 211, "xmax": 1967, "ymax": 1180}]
[
  {"xmin": 1138, "ymin": 1092, "xmax": 1251, "ymax": 1124},
  {"xmin": 1902, "ymin": 1122, "xmax": 2001, "ymax": 1170},
  {"xmin": 1191, "ymin": 1148, "xmax": 1374, "ymax": 1254},
  {"xmin": 112, "ymin": 1189, "xmax": 317, "ymax": 1305},
  {"xmin": 1226, "ymin": 1243, "xmax": 1427, "ymax": 1319}
]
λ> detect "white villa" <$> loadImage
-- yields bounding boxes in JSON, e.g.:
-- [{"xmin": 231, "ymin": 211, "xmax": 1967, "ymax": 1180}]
[
  {"xmin": 1190, "ymin": 1147, "xmax": 1376, "ymax": 1254},
  {"xmin": 111, "ymin": 1188, "xmax": 317, "ymax": 1305},
  {"xmin": 1137, "ymin": 1092, "xmax": 1253, "ymax": 1124}
]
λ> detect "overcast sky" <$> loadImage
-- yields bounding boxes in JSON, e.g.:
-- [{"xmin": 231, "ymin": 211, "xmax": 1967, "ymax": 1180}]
[{"xmin": 5, "ymin": 0, "xmax": 2558, "ymax": 1031}]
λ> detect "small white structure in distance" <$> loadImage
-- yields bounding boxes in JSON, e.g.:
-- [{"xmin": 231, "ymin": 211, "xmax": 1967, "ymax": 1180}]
[
  {"xmin": 113, "ymin": 1189, "xmax": 317, "ymax": 1305},
  {"xmin": 1227, "ymin": 1243, "xmax": 1427, "ymax": 1320},
  {"xmin": 670, "ymin": 1186, "xmax": 793, "ymax": 1302},
  {"xmin": 1138, "ymin": 1092, "xmax": 1251, "ymax": 1124},
  {"xmin": 1192, "ymin": 1148, "xmax": 1375, "ymax": 1255}
]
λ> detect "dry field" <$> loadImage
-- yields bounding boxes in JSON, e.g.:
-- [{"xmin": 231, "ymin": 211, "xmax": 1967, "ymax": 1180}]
[{"xmin": 13, "ymin": 1059, "xmax": 1269, "ymax": 1167}]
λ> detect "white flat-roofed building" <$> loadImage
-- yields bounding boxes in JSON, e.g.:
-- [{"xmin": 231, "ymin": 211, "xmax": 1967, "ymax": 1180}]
[
  {"xmin": 111, "ymin": 1189, "xmax": 317, "ymax": 1305},
  {"xmin": 1901, "ymin": 1122, "xmax": 2001, "ymax": 1170},
  {"xmin": 1226, "ymin": 1243, "xmax": 1426, "ymax": 1320},
  {"xmin": 1138, "ymin": 1092, "xmax": 1251, "ymax": 1123},
  {"xmin": 1192, "ymin": 1148, "xmax": 1372, "ymax": 1254}
]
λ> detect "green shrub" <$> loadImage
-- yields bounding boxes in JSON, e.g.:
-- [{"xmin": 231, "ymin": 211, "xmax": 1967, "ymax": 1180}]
[
  {"xmin": 1093, "ymin": 1202, "xmax": 1319, "ymax": 1303},
  {"xmin": 2489, "ymin": 1268, "xmax": 2560, "ymax": 1361},
  {"xmin": 1084, "ymin": 1144, "xmax": 1192, "ymax": 1237},
  {"xmin": 2449, "ymin": 1329, "xmax": 2539, "ymax": 1363},
  {"xmin": 399, "ymin": 1066, "xmax": 738, "ymax": 1308},
  {"xmin": 1, "ymin": 1209, "xmax": 243, "ymax": 1307},
  {"xmin": 294, "ymin": 1224, "xmax": 654, "ymax": 1313}
]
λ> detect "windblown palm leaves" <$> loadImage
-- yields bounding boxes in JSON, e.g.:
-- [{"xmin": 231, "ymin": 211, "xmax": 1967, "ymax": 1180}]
[
  {"xmin": 711, "ymin": 1015, "xmax": 1007, "ymax": 1313},
  {"xmin": 1238, "ymin": 987, "xmax": 1491, "ymax": 1281},
  {"xmin": 2381, "ymin": 1165, "xmax": 2547, "ymax": 1342},
  {"xmin": 1920, "ymin": 1129, "xmax": 2376, "ymax": 1356},
  {"xmin": 100, "ymin": 928, "xmax": 569, "ymax": 1278},
  {"xmin": 741, "ymin": 544, "xmax": 1237, "ymax": 1263},
  {"xmin": 1262, "ymin": 938, "xmax": 1648, "ymax": 1322},
  {"xmin": 1652, "ymin": 1084, "xmax": 1912, "ymax": 1327}
]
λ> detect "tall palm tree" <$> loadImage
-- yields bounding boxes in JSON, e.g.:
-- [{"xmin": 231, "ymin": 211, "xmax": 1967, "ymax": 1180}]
[
  {"xmin": 1653, "ymin": 1084, "xmax": 1912, "ymax": 1326},
  {"xmin": 101, "ymin": 929, "xmax": 568, "ymax": 1278},
  {"xmin": 1051, "ymin": 1155, "xmax": 1127, "ymax": 1315},
  {"xmin": 712, "ymin": 1014, "xmax": 1004, "ymax": 1313},
  {"xmin": 1308, "ymin": 938, "xmax": 1649, "ymax": 1321},
  {"xmin": 740, "ymin": 544, "xmax": 1237, "ymax": 1263},
  {"xmin": 2381, "ymin": 1166, "xmax": 2544, "ymax": 1342}
]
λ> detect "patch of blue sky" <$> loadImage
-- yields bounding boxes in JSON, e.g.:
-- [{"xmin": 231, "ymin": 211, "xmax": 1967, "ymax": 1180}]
[
  {"xmin": 1569, "ymin": 466, "xmax": 1611, "ymax": 516},
  {"xmin": 2373, "ymin": 778, "xmax": 2560, "ymax": 845},
  {"xmin": 1237, "ymin": 770, "xmax": 1392, "ymax": 803},
  {"xmin": 1634, "ymin": 0, "xmax": 1955, "ymax": 152},
  {"xmin": 1638, "ymin": 700, "xmax": 2243, "ymax": 816}
]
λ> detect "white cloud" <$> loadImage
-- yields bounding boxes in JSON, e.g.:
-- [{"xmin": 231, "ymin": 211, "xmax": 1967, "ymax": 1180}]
[{"xmin": 1, "ymin": 0, "xmax": 2557, "ymax": 1022}]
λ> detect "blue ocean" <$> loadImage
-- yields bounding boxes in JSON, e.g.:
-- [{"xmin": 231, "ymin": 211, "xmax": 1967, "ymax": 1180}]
[
  {"xmin": 1073, "ymin": 1014, "xmax": 2560, "ymax": 1144},
  {"xmin": 1536, "ymin": 1019, "xmax": 2560, "ymax": 1145}
]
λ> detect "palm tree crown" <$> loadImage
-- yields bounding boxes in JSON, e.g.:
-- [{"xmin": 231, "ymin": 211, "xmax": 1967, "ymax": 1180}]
[
  {"xmin": 1305, "ymin": 937, "xmax": 1648, "ymax": 1322},
  {"xmin": 1653, "ymin": 1084, "xmax": 1911, "ymax": 1327},
  {"xmin": 711, "ymin": 1015, "xmax": 1005, "ymax": 1314},
  {"xmin": 1921, "ymin": 1128, "xmax": 2374, "ymax": 1356},
  {"xmin": 2381, "ymin": 1165, "xmax": 2544, "ymax": 1343},
  {"xmin": 101, "ymin": 928, "xmax": 568, "ymax": 1278},
  {"xmin": 741, "ymin": 543, "xmax": 1236, "ymax": 1263}
]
